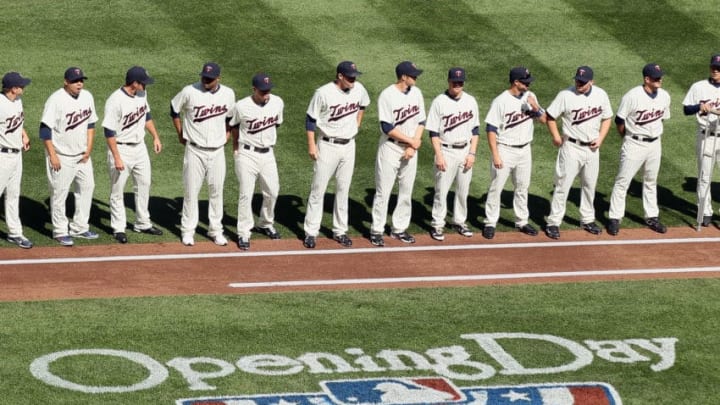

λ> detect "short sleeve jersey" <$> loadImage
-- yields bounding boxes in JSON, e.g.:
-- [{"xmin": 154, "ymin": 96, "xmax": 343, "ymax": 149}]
[
  {"xmin": 171, "ymin": 83, "xmax": 235, "ymax": 148},
  {"xmin": 306, "ymin": 81, "xmax": 371, "ymax": 139},
  {"xmin": 377, "ymin": 84, "xmax": 426, "ymax": 139},
  {"xmin": 682, "ymin": 79, "xmax": 720, "ymax": 129},
  {"xmin": 0, "ymin": 95, "xmax": 25, "ymax": 150},
  {"xmin": 484, "ymin": 90, "xmax": 541, "ymax": 145},
  {"xmin": 229, "ymin": 94, "xmax": 284, "ymax": 148},
  {"xmin": 426, "ymin": 91, "xmax": 480, "ymax": 144},
  {"xmin": 546, "ymin": 86, "xmax": 613, "ymax": 142},
  {"xmin": 102, "ymin": 87, "xmax": 150, "ymax": 144},
  {"xmin": 616, "ymin": 86, "xmax": 671, "ymax": 138},
  {"xmin": 41, "ymin": 88, "xmax": 98, "ymax": 156}
]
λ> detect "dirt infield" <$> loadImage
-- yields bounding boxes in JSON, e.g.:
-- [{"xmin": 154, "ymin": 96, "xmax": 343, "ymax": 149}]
[{"xmin": 2, "ymin": 226, "xmax": 720, "ymax": 302}]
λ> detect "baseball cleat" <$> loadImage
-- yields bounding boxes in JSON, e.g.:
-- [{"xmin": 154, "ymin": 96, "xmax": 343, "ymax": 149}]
[
  {"xmin": 55, "ymin": 235, "xmax": 74, "ymax": 246},
  {"xmin": 369, "ymin": 233, "xmax": 385, "ymax": 247},
  {"xmin": 237, "ymin": 237, "xmax": 250, "ymax": 250},
  {"xmin": 135, "ymin": 226, "xmax": 163, "ymax": 235},
  {"xmin": 7, "ymin": 236, "xmax": 33, "ymax": 249},
  {"xmin": 333, "ymin": 234, "xmax": 353, "ymax": 247},
  {"xmin": 482, "ymin": 226, "xmax": 495, "ymax": 240},
  {"xmin": 113, "ymin": 232, "xmax": 128, "ymax": 244},
  {"xmin": 70, "ymin": 230, "xmax": 99, "ymax": 239},
  {"xmin": 390, "ymin": 231, "xmax": 415, "ymax": 244},
  {"xmin": 213, "ymin": 234, "xmax": 228, "ymax": 246},
  {"xmin": 581, "ymin": 222, "xmax": 602, "ymax": 235},
  {"xmin": 702, "ymin": 215, "xmax": 712, "ymax": 227},
  {"xmin": 646, "ymin": 217, "xmax": 667, "ymax": 234},
  {"xmin": 303, "ymin": 235, "xmax": 316, "ymax": 249},
  {"xmin": 607, "ymin": 219, "xmax": 620, "ymax": 236},
  {"xmin": 452, "ymin": 224, "xmax": 473, "ymax": 237},
  {"xmin": 430, "ymin": 228, "xmax": 445, "ymax": 241},
  {"xmin": 182, "ymin": 236, "xmax": 194, "ymax": 246},
  {"xmin": 255, "ymin": 226, "xmax": 280, "ymax": 239},
  {"xmin": 517, "ymin": 224, "xmax": 538, "ymax": 236},
  {"xmin": 545, "ymin": 225, "xmax": 560, "ymax": 240}
]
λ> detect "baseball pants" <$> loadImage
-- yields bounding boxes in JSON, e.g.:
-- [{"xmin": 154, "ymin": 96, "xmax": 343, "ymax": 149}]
[
  {"xmin": 181, "ymin": 144, "xmax": 226, "ymax": 239},
  {"xmin": 695, "ymin": 128, "xmax": 720, "ymax": 217},
  {"xmin": 547, "ymin": 141, "xmax": 600, "ymax": 226},
  {"xmin": 609, "ymin": 137, "xmax": 662, "ymax": 220},
  {"xmin": 483, "ymin": 143, "xmax": 532, "ymax": 228},
  {"xmin": 431, "ymin": 146, "xmax": 473, "ymax": 229},
  {"xmin": 0, "ymin": 152, "xmax": 24, "ymax": 237},
  {"xmin": 46, "ymin": 154, "xmax": 95, "ymax": 238},
  {"xmin": 304, "ymin": 139, "xmax": 355, "ymax": 237},
  {"xmin": 370, "ymin": 141, "xmax": 418, "ymax": 235},
  {"xmin": 108, "ymin": 144, "xmax": 153, "ymax": 233},
  {"xmin": 234, "ymin": 148, "xmax": 279, "ymax": 239}
]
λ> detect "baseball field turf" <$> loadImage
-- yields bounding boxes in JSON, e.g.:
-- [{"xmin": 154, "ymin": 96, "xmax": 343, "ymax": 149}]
[{"xmin": 2, "ymin": 0, "xmax": 720, "ymax": 403}]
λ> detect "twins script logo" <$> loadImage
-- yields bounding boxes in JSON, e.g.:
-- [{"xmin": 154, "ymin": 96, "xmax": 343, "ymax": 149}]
[{"xmin": 177, "ymin": 377, "xmax": 622, "ymax": 405}]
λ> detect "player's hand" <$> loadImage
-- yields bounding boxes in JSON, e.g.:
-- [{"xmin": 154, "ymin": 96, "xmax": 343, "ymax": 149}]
[
  {"xmin": 464, "ymin": 154, "xmax": 476, "ymax": 170},
  {"xmin": 552, "ymin": 135, "xmax": 563, "ymax": 147},
  {"xmin": 22, "ymin": 135, "xmax": 30, "ymax": 151},
  {"xmin": 79, "ymin": 152, "xmax": 91, "ymax": 163},
  {"xmin": 402, "ymin": 147, "xmax": 415, "ymax": 160},
  {"xmin": 308, "ymin": 144, "xmax": 319, "ymax": 161},
  {"xmin": 115, "ymin": 158, "xmax": 125, "ymax": 171},
  {"xmin": 153, "ymin": 139, "xmax": 162, "ymax": 154},
  {"xmin": 49, "ymin": 156, "xmax": 61, "ymax": 171},
  {"xmin": 492, "ymin": 155, "xmax": 503, "ymax": 169},
  {"xmin": 590, "ymin": 138, "xmax": 602, "ymax": 151},
  {"xmin": 408, "ymin": 137, "xmax": 421, "ymax": 150},
  {"xmin": 527, "ymin": 95, "xmax": 540, "ymax": 111},
  {"xmin": 435, "ymin": 154, "xmax": 447, "ymax": 172}
]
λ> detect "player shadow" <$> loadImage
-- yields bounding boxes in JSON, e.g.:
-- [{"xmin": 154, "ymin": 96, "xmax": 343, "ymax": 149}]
[
  {"xmin": 420, "ymin": 186, "xmax": 488, "ymax": 232},
  {"xmin": 262, "ymin": 193, "xmax": 305, "ymax": 241},
  {"xmin": 0, "ymin": 196, "xmax": 52, "ymax": 239},
  {"xmin": 471, "ymin": 190, "xmax": 550, "ymax": 230},
  {"xmin": 362, "ymin": 188, "xmax": 432, "ymax": 237}
]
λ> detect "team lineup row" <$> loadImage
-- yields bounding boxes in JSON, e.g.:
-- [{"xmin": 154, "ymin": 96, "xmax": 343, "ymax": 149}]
[{"xmin": 1, "ymin": 56, "xmax": 720, "ymax": 250}]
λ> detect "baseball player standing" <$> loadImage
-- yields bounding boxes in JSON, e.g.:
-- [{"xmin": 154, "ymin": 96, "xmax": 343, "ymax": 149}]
[
  {"xmin": 544, "ymin": 66, "xmax": 613, "ymax": 239},
  {"xmin": 607, "ymin": 63, "xmax": 671, "ymax": 236},
  {"xmin": 171, "ymin": 62, "xmax": 235, "ymax": 246},
  {"xmin": 427, "ymin": 67, "xmax": 480, "ymax": 241},
  {"xmin": 0, "ymin": 72, "xmax": 33, "ymax": 248},
  {"xmin": 40, "ymin": 67, "xmax": 99, "ymax": 246},
  {"xmin": 229, "ymin": 73, "xmax": 284, "ymax": 251},
  {"xmin": 369, "ymin": 61, "xmax": 425, "ymax": 247},
  {"xmin": 102, "ymin": 66, "xmax": 163, "ymax": 244},
  {"xmin": 303, "ymin": 61, "xmax": 370, "ymax": 249},
  {"xmin": 682, "ymin": 54, "xmax": 720, "ymax": 227},
  {"xmin": 483, "ymin": 66, "xmax": 545, "ymax": 240}
]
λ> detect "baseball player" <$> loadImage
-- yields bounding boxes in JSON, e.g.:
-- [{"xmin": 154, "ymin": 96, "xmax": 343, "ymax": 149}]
[
  {"xmin": 302, "ymin": 61, "xmax": 370, "ymax": 249},
  {"xmin": 102, "ymin": 66, "xmax": 163, "ymax": 244},
  {"xmin": 607, "ymin": 63, "xmax": 671, "ymax": 236},
  {"xmin": 427, "ymin": 67, "xmax": 480, "ymax": 241},
  {"xmin": 483, "ymin": 66, "xmax": 545, "ymax": 240},
  {"xmin": 682, "ymin": 54, "xmax": 720, "ymax": 227},
  {"xmin": 171, "ymin": 62, "xmax": 235, "ymax": 247},
  {"xmin": 369, "ymin": 61, "xmax": 425, "ymax": 247},
  {"xmin": 40, "ymin": 67, "xmax": 99, "ymax": 246},
  {"xmin": 0, "ymin": 72, "xmax": 33, "ymax": 248},
  {"xmin": 544, "ymin": 66, "xmax": 613, "ymax": 239},
  {"xmin": 229, "ymin": 73, "xmax": 284, "ymax": 251}
]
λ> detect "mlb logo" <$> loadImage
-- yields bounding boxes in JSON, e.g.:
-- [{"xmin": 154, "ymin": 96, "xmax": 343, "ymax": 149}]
[{"xmin": 322, "ymin": 377, "xmax": 465, "ymax": 405}]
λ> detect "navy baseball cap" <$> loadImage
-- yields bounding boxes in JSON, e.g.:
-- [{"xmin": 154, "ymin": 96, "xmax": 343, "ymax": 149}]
[
  {"xmin": 574, "ymin": 66, "xmax": 594, "ymax": 83},
  {"xmin": 448, "ymin": 67, "xmax": 466, "ymax": 82},
  {"xmin": 710, "ymin": 54, "xmax": 720, "ymax": 68},
  {"xmin": 509, "ymin": 66, "xmax": 534, "ymax": 84},
  {"xmin": 200, "ymin": 62, "xmax": 221, "ymax": 79},
  {"xmin": 336, "ymin": 61, "xmax": 361, "ymax": 78},
  {"xmin": 64, "ymin": 67, "xmax": 87, "ymax": 82},
  {"xmin": 126, "ymin": 66, "xmax": 155, "ymax": 85},
  {"xmin": 2, "ymin": 72, "xmax": 31, "ymax": 88},
  {"xmin": 252, "ymin": 73, "xmax": 274, "ymax": 91},
  {"xmin": 395, "ymin": 61, "xmax": 423, "ymax": 78},
  {"xmin": 642, "ymin": 63, "xmax": 664, "ymax": 79}
]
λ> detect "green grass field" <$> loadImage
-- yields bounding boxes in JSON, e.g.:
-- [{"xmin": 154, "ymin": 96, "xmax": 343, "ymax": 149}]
[{"xmin": 2, "ymin": 1, "xmax": 720, "ymax": 403}]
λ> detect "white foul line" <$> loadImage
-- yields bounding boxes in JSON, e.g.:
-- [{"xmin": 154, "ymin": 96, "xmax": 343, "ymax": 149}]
[
  {"xmin": 228, "ymin": 266, "xmax": 720, "ymax": 288},
  {"xmin": 2, "ymin": 236, "xmax": 720, "ymax": 267}
]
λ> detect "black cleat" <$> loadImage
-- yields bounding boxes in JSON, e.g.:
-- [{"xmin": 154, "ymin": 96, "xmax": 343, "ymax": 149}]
[{"xmin": 545, "ymin": 225, "xmax": 560, "ymax": 239}]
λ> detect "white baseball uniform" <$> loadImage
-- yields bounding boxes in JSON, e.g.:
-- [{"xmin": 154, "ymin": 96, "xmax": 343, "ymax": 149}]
[
  {"xmin": 0, "ymin": 94, "xmax": 27, "ymax": 239},
  {"xmin": 303, "ymin": 81, "xmax": 370, "ymax": 237},
  {"xmin": 102, "ymin": 87, "xmax": 156, "ymax": 234},
  {"xmin": 229, "ymin": 93, "xmax": 284, "ymax": 239},
  {"xmin": 40, "ymin": 87, "xmax": 98, "ymax": 238},
  {"xmin": 546, "ymin": 85, "xmax": 613, "ymax": 226},
  {"xmin": 426, "ymin": 91, "xmax": 480, "ymax": 229},
  {"xmin": 370, "ymin": 83, "xmax": 426, "ymax": 235},
  {"xmin": 609, "ymin": 86, "xmax": 671, "ymax": 220},
  {"xmin": 171, "ymin": 82, "xmax": 235, "ymax": 240},
  {"xmin": 483, "ymin": 89, "xmax": 540, "ymax": 228},
  {"xmin": 682, "ymin": 79, "xmax": 720, "ymax": 217}
]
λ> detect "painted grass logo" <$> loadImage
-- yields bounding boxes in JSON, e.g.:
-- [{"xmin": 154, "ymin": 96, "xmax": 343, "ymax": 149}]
[
  {"xmin": 177, "ymin": 377, "xmax": 623, "ymax": 404},
  {"xmin": 29, "ymin": 333, "xmax": 675, "ymax": 394}
]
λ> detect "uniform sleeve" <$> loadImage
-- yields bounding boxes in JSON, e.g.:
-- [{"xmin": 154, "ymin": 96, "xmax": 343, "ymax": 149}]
[
  {"xmin": 484, "ymin": 98, "xmax": 502, "ymax": 129},
  {"xmin": 615, "ymin": 93, "xmax": 630, "ymax": 120},
  {"xmin": 360, "ymin": 84, "xmax": 371, "ymax": 108},
  {"xmin": 87, "ymin": 93, "xmax": 99, "ymax": 125},
  {"xmin": 277, "ymin": 97, "xmax": 285, "ymax": 126},
  {"xmin": 471, "ymin": 98, "xmax": 481, "ymax": 128},
  {"xmin": 416, "ymin": 88, "xmax": 427, "ymax": 123},
  {"xmin": 170, "ymin": 88, "xmax": 187, "ymax": 117},
  {"xmin": 425, "ymin": 98, "xmax": 441, "ymax": 133},
  {"xmin": 102, "ymin": 93, "xmax": 120, "ymax": 133},
  {"xmin": 228, "ymin": 101, "xmax": 241, "ymax": 127},
  {"xmin": 40, "ymin": 94, "xmax": 56, "ymax": 129},
  {"xmin": 601, "ymin": 91, "xmax": 614, "ymax": 119},
  {"xmin": 306, "ymin": 89, "xmax": 323, "ymax": 120},
  {"xmin": 377, "ymin": 89, "xmax": 394, "ymax": 124},
  {"xmin": 663, "ymin": 91, "xmax": 672, "ymax": 120},
  {"xmin": 545, "ymin": 91, "xmax": 565, "ymax": 120}
]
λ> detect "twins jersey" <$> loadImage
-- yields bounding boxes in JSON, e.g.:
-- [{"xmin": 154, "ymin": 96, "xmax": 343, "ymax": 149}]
[
  {"xmin": 306, "ymin": 81, "xmax": 370, "ymax": 139},
  {"xmin": 40, "ymin": 88, "xmax": 98, "ymax": 155},
  {"xmin": 426, "ymin": 91, "xmax": 480, "ymax": 143},
  {"xmin": 682, "ymin": 79, "xmax": 720, "ymax": 130},
  {"xmin": 0, "ymin": 95, "xmax": 24, "ymax": 149},
  {"xmin": 484, "ymin": 90, "xmax": 539, "ymax": 144},
  {"xmin": 377, "ymin": 84, "xmax": 426, "ymax": 138},
  {"xmin": 171, "ymin": 83, "xmax": 235, "ymax": 147},
  {"xmin": 616, "ymin": 86, "xmax": 671, "ymax": 137},
  {"xmin": 546, "ymin": 86, "xmax": 613, "ymax": 140},
  {"xmin": 229, "ymin": 94, "xmax": 284, "ymax": 147},
  {"xmin": 101, "ymin": 88, "xmax": 150, "ymax": 142}
]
